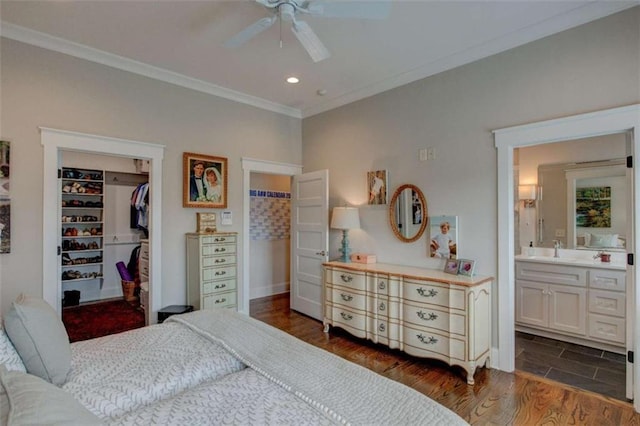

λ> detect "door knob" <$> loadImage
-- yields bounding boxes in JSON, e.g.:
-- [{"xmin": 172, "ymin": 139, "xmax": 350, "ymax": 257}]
[{"xmin": 316, "ymin": 250, "xmax": 327, "ymax": 256}]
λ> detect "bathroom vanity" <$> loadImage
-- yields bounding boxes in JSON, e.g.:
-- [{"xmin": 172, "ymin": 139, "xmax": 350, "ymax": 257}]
[{"xmin": 515, "ymin": 251, "xmax": 626, "ymax": 353}]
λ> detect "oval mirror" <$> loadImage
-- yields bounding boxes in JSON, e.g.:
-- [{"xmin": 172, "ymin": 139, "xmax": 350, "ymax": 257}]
[{"xmin": 389, "ymin": 184, "xmax": 428, "ymax": 242}]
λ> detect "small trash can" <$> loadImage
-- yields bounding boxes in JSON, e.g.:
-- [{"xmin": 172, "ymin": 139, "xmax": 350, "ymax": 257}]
[
  {"xmin": 121, "ymin": 280, "xmax": 138, "ymax": 304},
  {"xmin": 63, "ymin": 290, "xmax": 81, "ymax": 307}
]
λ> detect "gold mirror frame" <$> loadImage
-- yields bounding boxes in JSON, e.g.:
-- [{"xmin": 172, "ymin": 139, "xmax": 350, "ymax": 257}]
[{"xmin": 389, "ymin": 184, "xmax": 428, "ymax": 243}]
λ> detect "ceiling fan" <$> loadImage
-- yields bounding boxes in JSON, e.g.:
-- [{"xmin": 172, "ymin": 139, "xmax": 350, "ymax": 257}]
[{"xmin": 224, "ymin": 0, "xmax": 391, "ymax": 63}]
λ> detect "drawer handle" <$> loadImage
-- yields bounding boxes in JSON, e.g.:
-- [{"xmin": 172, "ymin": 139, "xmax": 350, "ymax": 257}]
[
  {"xmin": 417, "ymin": 288, "xmax": 438, "ymax": 298},
  {"xmin": 340, "ymin": 312, "xmax": 353, "ymax": 321},
  {"xmin": 340, "ymin": 293, "xmax": 353, "ymax": 302},
  {"xmin": 378, "ymin": 281, "xmax": 386, "ymax": 290},
  {"xmin": 417, "ymin": 334, "xmax": 438, "ymax": 345},
  {"xmin": 378, "ymin": 323, "xmax": 386, "ymax": 332},
  {"xmin": 379, "ymin": 302, "xmax": 386, "ymax": 311},
  {"xmin": 214, "ymin": 283, "xmax": 226, "ymax": 289},
  {"xmin": 215, "ymin": 298, "xmax": 226, "ymax": 304},
  {"xmin": 214, "ymin": 238, "xmax": 226, "ymax": 242},
  {"xmin": 340, "ymin": 274, "xmax": 353, "ymax": 283},
  {"xmin": 215, "ymin": 259, "xmax": 226, "ymax": 264},
  {"xmin": 417, "ymin": 311, "xmax": 438, "ymax": 321},
  {"xmin": 215, "ymin": 248, "xmax": 226, "ymax": 253},
  {"xmin": 215, "ymin": 271, "xmax": 226, "ymax": 276}
]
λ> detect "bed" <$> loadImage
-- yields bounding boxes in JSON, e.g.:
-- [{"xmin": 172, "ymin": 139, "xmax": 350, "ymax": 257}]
[{"xmin": 0, "ymin": 295, "xmax": 466, "ymax": 425}]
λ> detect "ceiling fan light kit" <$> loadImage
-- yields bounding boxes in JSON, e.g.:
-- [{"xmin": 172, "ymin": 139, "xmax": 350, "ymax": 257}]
[{"xmin": 224, "ymin": 0, "xmax": 391, "ymax": 63}]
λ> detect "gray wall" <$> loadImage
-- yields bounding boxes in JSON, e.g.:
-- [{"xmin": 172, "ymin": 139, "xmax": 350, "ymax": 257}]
[
  {"xmin": 0, "ymin": 38, "xmax": 301, "ymax": 314},
  {"xmin": 302, "ymin": 8, "xmax": 639, "ymax": 341}
]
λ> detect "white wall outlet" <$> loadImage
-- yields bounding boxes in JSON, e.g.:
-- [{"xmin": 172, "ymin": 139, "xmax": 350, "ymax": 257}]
[
  {"xmin": 555, "ymin": 229, "xmax": 566, "ymax": 237},
  {"xmin": 419, "ymin": 149, "xmax": 428, "ymax": 161}
]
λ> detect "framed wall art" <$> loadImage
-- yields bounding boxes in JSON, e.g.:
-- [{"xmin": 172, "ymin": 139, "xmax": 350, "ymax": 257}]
[
  {"xmin": 183, "ymin": 152, "xmax": 228, "ymax": 208},
  {"xmin": 430, "ymin": 215, "xmax": 458, "ymax": 259},
  {"xmin": 367, "ymin": 170, "xmax": 387, "ymax": 205}
]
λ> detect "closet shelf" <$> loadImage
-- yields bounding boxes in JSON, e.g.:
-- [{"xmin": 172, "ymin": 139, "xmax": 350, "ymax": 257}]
[{"xmin": 62, "ymin": 262, "xmax": 103, "ymax": 268}]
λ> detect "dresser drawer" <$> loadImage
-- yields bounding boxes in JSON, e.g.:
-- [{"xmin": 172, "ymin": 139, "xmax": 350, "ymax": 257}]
[
  {"xmin": 589, "ymin": 269, "xmax": 626, "ymax": 292},
  {"xmin": 589, "ymin": 290, "xmax": 625, "ymax": 317},
  {"xmin": 368, "ymin": 296, "xmax": 400, "ymax": 319},
  {"xmin": 588, "ymin": 314, "xmax": 625, "ymax": 344},
  {"xmin": 202, "ymin": 265, "xmax": 236, "ymax": 281},
  {"xmin": 403, "ymin": 280, "xmax": 465, "ymax": 310},
  {"xmin": 327, "ymin": 305, "xmax": 366, "ymax": 337},
  {"xmin": 403, "ymin": 326, "xmax": 465, "ymax": 361},
  {"xmin": 327, "ymin": 286, "xmax": 366, "ymax": 311},
  {"xmin": 403, "ymin": 301, "xmax": 466, "ymax": 336},
  {"xmin": 202, "ymin": 254, "xmax": 236, "ymax": 268},
  {"xmin": 139, "ymin": 243, "xmax": 149, "ymax": 261},
  {"xmin": 202, "ymin": 234, "xmax": 236, "ymax": 245},
  {"xmin": 368, "ymin": 274, "xmax": 390, "ymax": 295},
  {"xmin": 203, "ymin": 278, "xmax": 237, "ymax": 295},
  {"xmin": 202, "ymin": 291, "xmax": 236, "ymax": 309},
  {"xmin": 202, "ymin": 243, "xmax": 236, "ymax": 256},
  {"xmin": 328, "ymin": 269, "xmax": 366, "ymax": 291}
]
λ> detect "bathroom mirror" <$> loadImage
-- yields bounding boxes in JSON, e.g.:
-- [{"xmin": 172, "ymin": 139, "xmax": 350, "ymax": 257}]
[
  {"xmin": 518, "ymin": 133, "xmax": 628, "ymax": 249},
  {"xmin": 389, "ymin": 184, "xmax": 428, "ymax": 243}
]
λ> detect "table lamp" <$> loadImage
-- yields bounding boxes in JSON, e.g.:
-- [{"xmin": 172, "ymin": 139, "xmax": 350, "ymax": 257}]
[{"xmin": 331, "ymin": 207, "xmax": 360, "ymax": 262}]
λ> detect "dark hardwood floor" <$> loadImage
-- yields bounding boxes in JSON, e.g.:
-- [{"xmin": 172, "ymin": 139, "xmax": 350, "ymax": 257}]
[{"xmin": 250, "ymin": 293, "xmax": 640, "ymax": 426}]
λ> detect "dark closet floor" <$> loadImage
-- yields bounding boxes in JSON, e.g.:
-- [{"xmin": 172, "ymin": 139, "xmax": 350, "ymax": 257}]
[{"xmin": 515, "ymin": 331, "xmax": 627, "ymax": 401}]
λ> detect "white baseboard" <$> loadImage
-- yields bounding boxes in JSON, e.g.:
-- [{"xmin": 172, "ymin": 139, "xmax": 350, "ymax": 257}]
[{"xmin": 250, "ymin": 281, "xmax": 290, "ymax": 299}]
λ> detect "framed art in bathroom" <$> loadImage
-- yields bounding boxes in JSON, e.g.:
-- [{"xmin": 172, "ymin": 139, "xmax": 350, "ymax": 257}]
[{"xmin": 183, "ymin": 152, "xmax": 228, "ymax": 209}]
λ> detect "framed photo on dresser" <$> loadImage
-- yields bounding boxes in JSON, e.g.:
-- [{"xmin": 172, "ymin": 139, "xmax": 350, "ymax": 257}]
[{"xmin": 183, "ymin": 152, "xmax": 228, "ymax": 209}]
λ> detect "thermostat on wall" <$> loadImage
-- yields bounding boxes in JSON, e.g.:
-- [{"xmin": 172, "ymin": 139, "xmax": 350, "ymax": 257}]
[{"xmin": 220, "ymin": 211, "xmax": 232, "ymax": 226}]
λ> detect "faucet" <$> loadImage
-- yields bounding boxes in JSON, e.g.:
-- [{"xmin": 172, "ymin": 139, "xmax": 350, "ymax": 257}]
[{"xmin": 553, "ymin": 240, "xmax": 562, "ymax": 258}]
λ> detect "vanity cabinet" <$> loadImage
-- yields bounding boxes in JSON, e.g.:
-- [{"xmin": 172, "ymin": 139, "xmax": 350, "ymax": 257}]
[
  {"xmin": 515, "ymin": 259, "xmax": 626, "ymax": 350},
  {"xmin": 323, "ymin": 261, "xmax": 492, "ymax": 384},
  {"xmin": 186, "ymin": 233, "xmax": 238, "ymax": 311}
]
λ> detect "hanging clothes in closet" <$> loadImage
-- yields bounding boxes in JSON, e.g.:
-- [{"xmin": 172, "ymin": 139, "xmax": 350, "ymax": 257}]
[{"xmin": 130, "ymin": 183, "xmax": 149, "ymax": 237}]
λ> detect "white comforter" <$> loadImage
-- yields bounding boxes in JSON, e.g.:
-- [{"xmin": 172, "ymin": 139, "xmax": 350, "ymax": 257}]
[{"xmin": 64, "ymin": 309, "xmax": 467, "ymax": 425}]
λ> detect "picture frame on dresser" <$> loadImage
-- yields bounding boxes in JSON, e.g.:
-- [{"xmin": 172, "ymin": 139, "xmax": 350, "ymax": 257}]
[
  {"xmin": 457, "ymin": 259, "xmax": 475, "ymax": 276},
  {"xmin": 443, "ymin": 259, "xmax": 459, "ymax": 275},
  {"xmin": 183, "ymin": 152, "xmax": 228, "ymax": 209}
]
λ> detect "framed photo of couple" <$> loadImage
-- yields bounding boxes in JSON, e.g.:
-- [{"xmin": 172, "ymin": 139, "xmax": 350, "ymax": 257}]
[{"xmin": 183, "ymin": 152, "xmax": 228, "ymax": 209}]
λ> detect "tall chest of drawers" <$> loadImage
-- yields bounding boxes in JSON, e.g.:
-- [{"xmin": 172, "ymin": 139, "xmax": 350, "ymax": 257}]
[
  {"xmin": 186, "ymin": 233, "xmax": 238, "ymax": 311},
  {"xmin": 323, "ymin": 261, "xmax": 492, "ymax": 384},
  {"xmin": 139, "ymin": 239, "xmax": 150, "ymax": 325}
]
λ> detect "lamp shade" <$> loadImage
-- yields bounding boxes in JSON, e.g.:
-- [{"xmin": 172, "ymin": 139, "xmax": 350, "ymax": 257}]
[
  {"xmin": 518, "ymin": 185, "xmax": 537, "ymax": 200},
  {"xmin": 331, "ymin": 207, "xmax": 360, "ymax": 230}
]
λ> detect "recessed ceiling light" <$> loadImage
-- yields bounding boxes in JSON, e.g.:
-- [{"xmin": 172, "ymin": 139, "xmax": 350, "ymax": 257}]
[{"xmin": 286, "ymin": 76, "xmax": 300, "ymax": 84}]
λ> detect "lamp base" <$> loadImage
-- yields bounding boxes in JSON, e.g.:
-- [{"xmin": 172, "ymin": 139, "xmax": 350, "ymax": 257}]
[{"xmin": 338, "ymin": 229, "xmax": 352, "ymax": 263}]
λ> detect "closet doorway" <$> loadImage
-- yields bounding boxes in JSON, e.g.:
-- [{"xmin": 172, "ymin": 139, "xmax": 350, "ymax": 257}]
[
  {"xmin": 41, "ymin": 128, "xmax": 164, "ymax": 326},
  {"xmin": 248, "ymin": 172, "xmax": 292, "ymax": 306}
]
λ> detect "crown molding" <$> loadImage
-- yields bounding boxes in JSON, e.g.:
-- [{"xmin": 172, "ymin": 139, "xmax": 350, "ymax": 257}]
[{"xmin": 1, "ymin": 22, "xmax": 302, "ymax": 119}]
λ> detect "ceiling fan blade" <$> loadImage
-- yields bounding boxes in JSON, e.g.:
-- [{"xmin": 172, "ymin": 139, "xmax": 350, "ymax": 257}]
[
  {"xmin": 224, "ymin": 16, "xmax": 277, "ymax": 48},
  {"xmin": 305, "ymin": 1, "xmax": 391, "ymax": 20},
  {"xmin": 292, "ymin": 20, "xmax": 330, "ymax": 62}
]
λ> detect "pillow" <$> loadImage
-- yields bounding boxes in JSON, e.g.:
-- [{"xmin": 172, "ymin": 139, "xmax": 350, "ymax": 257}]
[
  {"xmin": 586, "ymin": 233, "xmax": 619, "ymax": 248},
  {"xmin": 0, "ymin": 322, "xmax": 26, "ymax": 373},
  {"xmin": 4, "ymin": 294, "xmax": 71, "ymax": 386},
  {"xmin": 0, "ymin": 365, "xmax": 102, "ymax": 425}
]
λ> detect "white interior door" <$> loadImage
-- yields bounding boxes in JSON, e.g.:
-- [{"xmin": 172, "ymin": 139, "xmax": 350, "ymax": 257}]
[{"xmin": 291, "ymin": 170, "xmax": 328, "ymax": 320}]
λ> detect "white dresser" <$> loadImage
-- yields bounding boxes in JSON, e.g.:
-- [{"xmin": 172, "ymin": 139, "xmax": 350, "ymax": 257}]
[
  {"xmin": 186, "ymin": 233, "xmax": 238, "ymax": 311},
  {"xmin": 323, "ymin": 261, "xmax": 492, "ymax": 384}
]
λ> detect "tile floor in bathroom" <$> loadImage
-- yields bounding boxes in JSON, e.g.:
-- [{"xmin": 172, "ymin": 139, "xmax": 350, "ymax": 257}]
[{"xmin": 515, "ymin": 331, "xmax": 627, "ymax": 401}]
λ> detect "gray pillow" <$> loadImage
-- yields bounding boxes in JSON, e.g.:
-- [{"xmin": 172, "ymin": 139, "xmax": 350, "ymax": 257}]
[
  {"xmin": 0, "ymin": 365, "xmax": 102, "ymax": 425},
  {"xmin": 4, "ymin": 294, "xmax": 71, "ymax": 386}
]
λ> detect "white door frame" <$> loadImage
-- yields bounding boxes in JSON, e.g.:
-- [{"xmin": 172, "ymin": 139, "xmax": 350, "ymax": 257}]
[
  {"xmin": 41, "ymin": 128, "xmax": 164, "ymax": 322},
  {"xmin": 241, "ymin": 157, "xmax": 303, "ymax": 314},
  {"xmin": 493, "ymin": 104, "xmax": 640, "ymax": 411}
]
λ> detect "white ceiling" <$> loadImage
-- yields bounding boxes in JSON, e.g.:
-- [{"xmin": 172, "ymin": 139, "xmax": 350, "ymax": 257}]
[{"xmin": 1, "ymin": 1, "xmax": 637, "ymax": 118}]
